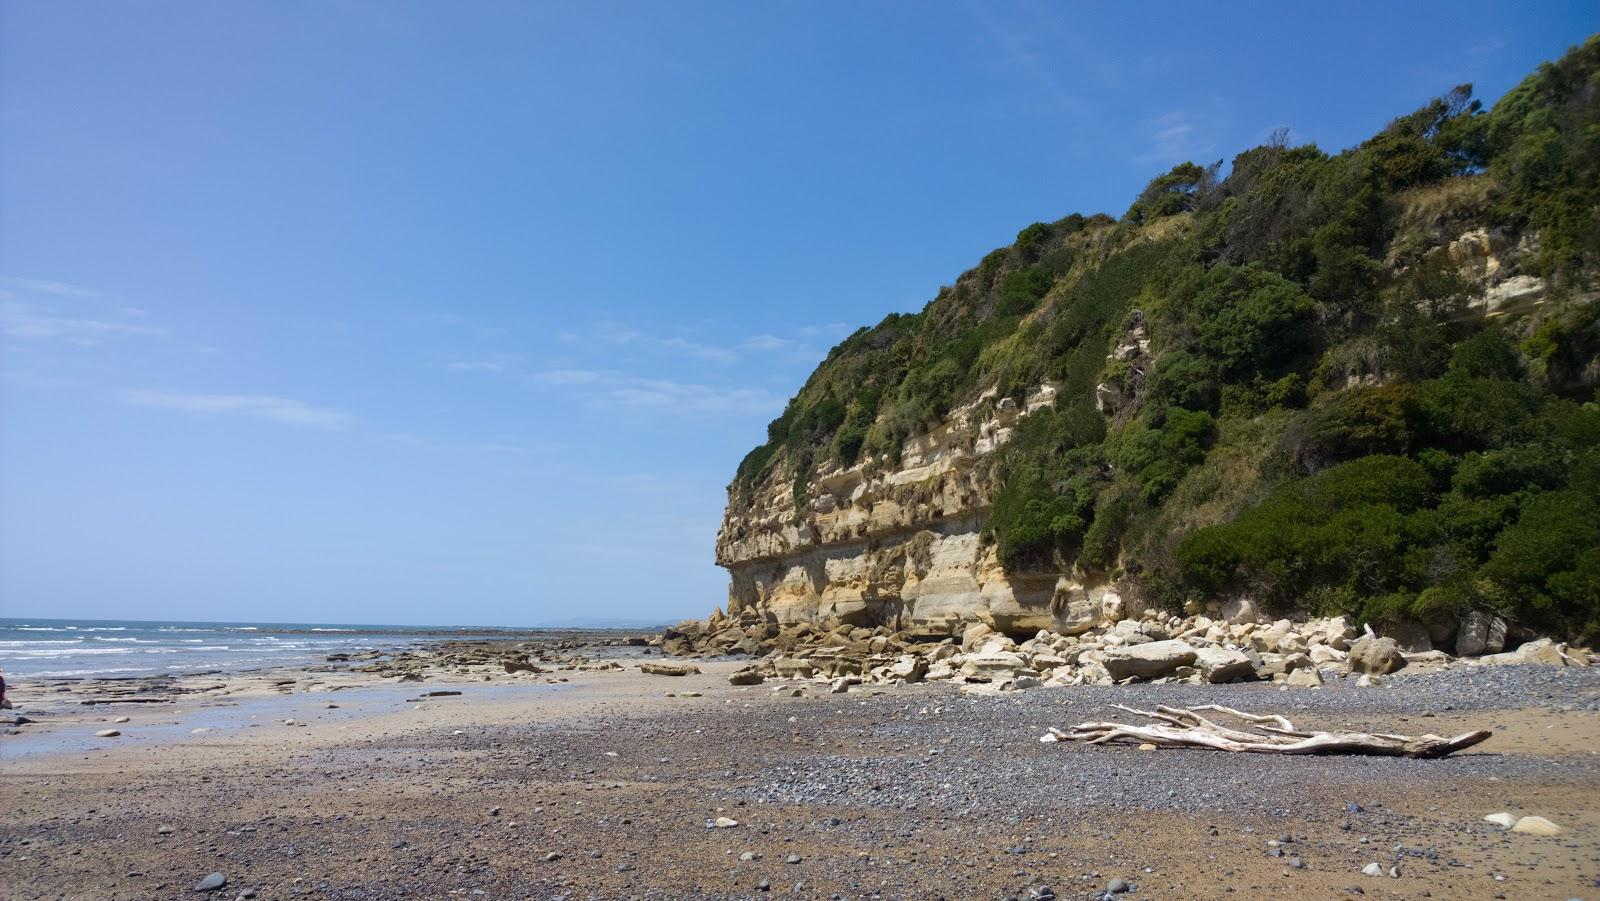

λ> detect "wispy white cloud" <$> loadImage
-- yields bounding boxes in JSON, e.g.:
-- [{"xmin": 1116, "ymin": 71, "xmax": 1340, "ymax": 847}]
[
  {"xmin": 530, "ymin": 368, "xmax": 783, "ymax": 416},
  {"xmin": 590, "ymin": 323, "xmax": 741, "ymax": 364},
  {"xmin": 121, "ymin": 389, "xmax": 352, "ymax": 429},
  {"xmin": 4, "ymin": 277, "xmax": 105, "ymax": 299},
  {"xmin": 1, "ymin": 296, "xmax": 169, "ymax": 345},
  {"xmin": 0, "ymin": 368, "xmax": 77, "ymax": 390},
  {"xmin": 409, "ymin": 311, "xmax": 508, "ymax": 339},
  {"xmin": 963, "ymin": 1, "xmax": 1089, "ymax": 118},
  {"xmin": 607, "ymin": 377, "xmax": 782, "ymax": 414},
  {"xmin": 532, "ymin": 368, "xmax": 606, "ymax": 386},
  {"xmin": 741, "ymin": 333, "xmax": 804, "ymax": 353},
  {"xmin": 443, "ymin": 353, "xmax": 526, "ymax": 373},
  {"xmin": 541, "ymin": 320, "xmax": 844, "ymax": 370},
  {"xmin": 1136, "ymin": 110, "xmax": 1218, "ymax": 165}
]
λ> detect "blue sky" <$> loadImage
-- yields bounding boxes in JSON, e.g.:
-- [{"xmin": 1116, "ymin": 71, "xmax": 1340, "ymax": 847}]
[{"xmin": 1, "ymin": 3, "xmax": 1592, "ymax": 627}]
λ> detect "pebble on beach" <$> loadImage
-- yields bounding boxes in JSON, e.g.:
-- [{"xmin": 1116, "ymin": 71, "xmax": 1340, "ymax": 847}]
[{"xmin": 1511, "ymin": 815, "xmax": 1563, "ymax": 836}]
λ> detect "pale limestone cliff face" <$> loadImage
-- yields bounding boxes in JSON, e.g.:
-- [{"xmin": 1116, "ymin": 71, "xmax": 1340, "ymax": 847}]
[
  {"xmin": 715, "ymin": 383, "xmax": 1126, "ymax": 637},
  {"xmin": 1442, "ymin": 227, "xmax": 1548, "ymax": 316}
]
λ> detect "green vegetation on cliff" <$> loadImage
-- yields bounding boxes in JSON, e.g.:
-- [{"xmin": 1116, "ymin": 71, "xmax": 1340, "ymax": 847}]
[{"xmin": 735, "ymin": 38, "xmax": 1600, "ymax": 641}]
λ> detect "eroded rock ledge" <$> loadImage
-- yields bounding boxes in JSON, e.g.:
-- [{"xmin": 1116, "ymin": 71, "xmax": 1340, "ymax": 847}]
[{"xmin": 713, "ymin": 384, "xmax": 1133, "ymax": 637}]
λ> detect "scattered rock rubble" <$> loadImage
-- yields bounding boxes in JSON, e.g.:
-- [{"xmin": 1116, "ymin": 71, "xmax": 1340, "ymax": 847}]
[
  {"xmin": 354, "ymin": 635, "xmax": 651, "ymax": 682},
  {"xmin": 660, "ymin": 607, "xmax": 1592, "ymax": 692}
]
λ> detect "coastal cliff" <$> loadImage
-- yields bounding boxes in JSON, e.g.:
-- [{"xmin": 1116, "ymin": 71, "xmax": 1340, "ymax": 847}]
[
  {"xmin": 712, "ymin": 40, "xmax": 1600, "ymax": 644},
  {"xmin": 714, "ymin": 382, "xmax": 1132, "ymax": 637}
]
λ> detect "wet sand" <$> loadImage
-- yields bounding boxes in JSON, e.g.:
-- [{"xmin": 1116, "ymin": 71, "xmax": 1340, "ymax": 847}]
[{"xmin": 2, "ymin": 651, "xmax": 1597, "ymax": 900}]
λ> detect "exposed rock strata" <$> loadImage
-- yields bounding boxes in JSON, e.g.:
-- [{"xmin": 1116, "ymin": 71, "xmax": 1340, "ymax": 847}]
[{"xmin": 715, "ymin": 384, "xmax": 1132, "ymax": 637}]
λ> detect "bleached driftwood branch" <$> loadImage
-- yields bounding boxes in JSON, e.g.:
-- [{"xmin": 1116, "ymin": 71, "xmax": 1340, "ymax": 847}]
[{"xmin": 1041, "ymin": 704, "xmax": 1490, "ymax": 758}]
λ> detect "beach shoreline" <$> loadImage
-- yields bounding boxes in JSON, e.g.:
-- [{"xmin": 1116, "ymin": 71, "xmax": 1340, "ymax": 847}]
[{"xmin": 3, "ymin": 637, "xmax": 1599, "ymax": 899}]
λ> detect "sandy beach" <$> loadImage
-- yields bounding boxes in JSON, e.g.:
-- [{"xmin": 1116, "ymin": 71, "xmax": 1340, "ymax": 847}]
[{"xmin": 2, "ymin": 638, "xmax": 1598, "ymax": 900}]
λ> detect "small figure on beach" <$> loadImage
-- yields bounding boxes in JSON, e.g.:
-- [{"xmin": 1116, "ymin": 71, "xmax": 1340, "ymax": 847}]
[{"xmin": 0, "ymin": 669, "xmax": 11, "ymax": 709}]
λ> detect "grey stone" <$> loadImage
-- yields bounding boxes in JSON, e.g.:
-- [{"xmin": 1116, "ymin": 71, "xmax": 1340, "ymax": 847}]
[
  {"xmin": 1286, "ymin": 667, "xmax": 1324, "ymax": 687},
  {"xmin": 728, "ymin": 667, "xmax": 765, "ymax": 686},
  {"xmin": 193, "ymin": 872, "xmax": 227, "ymax": 892},
  {"xmin": 1380, "ymin": 620, "xmax": 1432, "ymax": 653},
  {"xmin": 1055, "ymin": 597, "xmax": 1103, "ymax": 636},
  {"xmin": 639, "ymin": 662, "xmax": 699, "ymax": 676},
  {"xmin": 1455, "ymin": 610, "xmax": 1507, "ymax": 656},
  {"xmin": 1220, "ymin": 596, "xmax": 1263, "ymax": 624},
  {"xmin": 1193, "ymin": 647, "xmax": 1255, "ymax": 683},
  {"xmin": 1101, "ymin": 640, "xmax": 1197, "ymax": 681}
]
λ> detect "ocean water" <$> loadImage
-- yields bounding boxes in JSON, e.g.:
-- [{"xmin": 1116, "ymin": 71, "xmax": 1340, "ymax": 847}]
[{"xmin": 0, "ymin": 618, "xmax": 540, "ymax": 679}]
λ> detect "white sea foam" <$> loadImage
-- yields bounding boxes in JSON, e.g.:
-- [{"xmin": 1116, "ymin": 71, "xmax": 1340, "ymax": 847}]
[
  {"xmin": 6, "ymin": 647, "xmax": 138, "ymax": 657},
  {"xmin": 0, "ymin": 639, "xmax": 82, "ymax": 646},
  {"xmin": 30, "ymin": 666, "xmax": 150, "ymax": 677}
]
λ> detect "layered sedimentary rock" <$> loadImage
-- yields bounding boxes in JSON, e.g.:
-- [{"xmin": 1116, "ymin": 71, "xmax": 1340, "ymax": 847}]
[
  {"xmin": 713, "ymin": 218, "xmax": 1559, "ymax": 640},
  {"xmin": 715, "ymin": 384, "xmax": 1125, "ymax": 637}
]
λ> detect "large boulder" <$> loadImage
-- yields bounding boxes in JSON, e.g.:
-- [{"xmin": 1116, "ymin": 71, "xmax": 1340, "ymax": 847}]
[
  {"xmin": 1099, "ymin": 589, "xmax": 1127, "ymax": 622},
  {"xmin": 1481, "ymin": 637, "xmax": 1574, "ymax": 667},
  {"xmin": 805, "ymin": 646, "xmax": 866, "ymax": 676},
  {"xmin": 960, "ymin": 640, "xmax": 1029, "ymax": 682},
  {"xmin": 885, "ymin": 655, "xmax": 928, "ymax": 683},
  {"xmin": 1256, "ymin": 651, "xmax": 1313, "ymax": 679},
  {"xmin": 1304, "ymin": 615, "xmax": 1357, "ymax": 651},
  {"xmin": 1248, "ymin": 619, "xmax": 1294, "ymax": 653},
  {"xmin": 1422, "ymin": 611, "xmax": 1458, "ymax": 646},
  {"xmin": 1101, "ymin": 640, "xmax": 1198, "ymax": 681},
  {"xmin": 1308, "ymin": 644, "xmax": 1347, "ymax": 666},
  {"xmin": 773, "ymin": 657, "xmax": 817, "ymax": 678},
  {"xmin": 1286, "ymin": 667, "xmax": 1324, "ymax": 687},
  {"xmin": 728, "ymin": 666, "xmax": 765, "ymax": 686},
  {"xmin": 640, "ymin": 662, "xmax": 700, "ymax": 676},
  {"xmin": 1381, "ymin": 619, "xmax": 1433, "ymax": 653},
  {"xmin": 1193, "ymin": 647, "xmax": 1255, "ymax": 683},
  {"xmin": 1454, "ymin": 610, "xmax": 1507, "ymax": 657},
  {"xmin": 1055, "ymin": 597, "xmax": 1103, "ymax": 636},
  {"xmin": 1347, "ymin": 636, "xmax": 1408, "ymax": 675},
  {"xmin": 1219, "ymin": 597, "xmax": 1263, "ymax": 625},
  {"xmin": 1107, "ymin": 620, "xmax": 1151, "ymax": 646},
  {"xmin": 960, "ymin": 622, "xmax": 996, "ymax": 652}
]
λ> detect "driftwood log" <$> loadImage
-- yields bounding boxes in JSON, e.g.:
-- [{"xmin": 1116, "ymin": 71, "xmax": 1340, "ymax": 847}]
[{"xmin": 1042, "ymin": 704, "xmax": 1491, "ymax": 758}]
